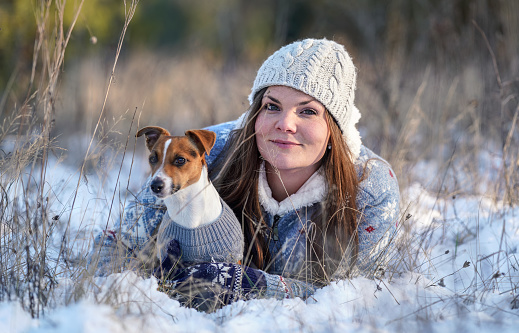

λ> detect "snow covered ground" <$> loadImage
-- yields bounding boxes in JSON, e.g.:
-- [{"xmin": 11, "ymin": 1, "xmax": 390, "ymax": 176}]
[{"xmin": 1, "ymin": 151, "xmax": 518, "ymax": 333}]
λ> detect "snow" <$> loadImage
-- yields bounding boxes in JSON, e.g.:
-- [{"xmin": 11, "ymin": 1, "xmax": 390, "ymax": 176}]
[{"xmin": 1, "ymin": 151, "xmax": 518, "ymax": 332}]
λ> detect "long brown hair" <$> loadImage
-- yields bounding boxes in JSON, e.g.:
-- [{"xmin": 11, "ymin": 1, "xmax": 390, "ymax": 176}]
[{"xmin": 211, "ymin": 88, "xmax": 359, "ymax": 283}]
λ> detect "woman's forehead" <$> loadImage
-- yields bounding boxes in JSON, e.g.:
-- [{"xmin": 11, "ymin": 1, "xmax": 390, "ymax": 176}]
[
  {"xmin": 264, "ymin": 85, "xmax": 306, "ymax": 96},
  {"xmin": 263, "ymin": 86, "xmax": 322, "ymax": 106}
]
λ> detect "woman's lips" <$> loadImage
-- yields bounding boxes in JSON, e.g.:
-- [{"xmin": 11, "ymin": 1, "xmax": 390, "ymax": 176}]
[{"xmin": 271, "ymin": 139, "xmax": 300, "ymax": 148}]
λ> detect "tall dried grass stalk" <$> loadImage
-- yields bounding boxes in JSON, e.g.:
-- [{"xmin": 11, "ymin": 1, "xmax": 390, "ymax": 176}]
[{"xmin": 0, "ymin": 0, "xmax": 140, "ymax": 318}]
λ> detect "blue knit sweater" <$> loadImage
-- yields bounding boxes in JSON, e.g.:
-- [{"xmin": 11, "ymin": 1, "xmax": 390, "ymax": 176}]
[{"xmin": 90, "ymin": 119, "xmax": 400, "ymax": 300}]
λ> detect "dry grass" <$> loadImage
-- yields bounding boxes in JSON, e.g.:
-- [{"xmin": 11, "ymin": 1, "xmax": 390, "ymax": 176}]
[
  {"xmin": 0, "ymin": 0, "xmax": 518, "ymax": 325},
  {"xmin": 0, "ymin": 0, "xmax": 141, "ymax": 318}
]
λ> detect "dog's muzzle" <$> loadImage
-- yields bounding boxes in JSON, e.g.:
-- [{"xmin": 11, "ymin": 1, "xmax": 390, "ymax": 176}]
[{"xmin": 150, "ymin": 177, "xmax": 181, "ymax": 197}]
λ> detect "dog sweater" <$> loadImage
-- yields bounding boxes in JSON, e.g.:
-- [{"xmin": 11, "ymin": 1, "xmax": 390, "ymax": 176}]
[{"xmin": 156, "ymin": 198, "xmax": 244, "ymax": 264}]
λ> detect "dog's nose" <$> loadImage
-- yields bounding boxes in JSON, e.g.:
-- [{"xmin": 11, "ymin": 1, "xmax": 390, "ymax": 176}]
[{"xmin": 150, "ymin": 179, "xmax": 164, "ymax": 193}]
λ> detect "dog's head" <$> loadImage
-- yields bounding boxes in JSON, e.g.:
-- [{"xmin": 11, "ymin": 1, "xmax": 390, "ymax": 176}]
[{"xmin": 136, "ymin": 126, "xmax": 216, "ymax": 198}]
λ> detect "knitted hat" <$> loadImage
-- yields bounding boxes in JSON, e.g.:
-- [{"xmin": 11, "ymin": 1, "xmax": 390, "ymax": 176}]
[{"xmin": 239, "ymin": 38, "xmax": 362, "ymax": 162}]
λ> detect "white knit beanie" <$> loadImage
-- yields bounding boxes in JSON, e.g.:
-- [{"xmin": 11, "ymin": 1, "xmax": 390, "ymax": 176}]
[{"xmin": 238, "ymin": 38, "xmax": 362, "ymax": 162}]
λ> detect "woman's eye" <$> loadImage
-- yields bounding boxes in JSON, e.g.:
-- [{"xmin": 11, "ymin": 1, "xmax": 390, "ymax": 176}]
[
  {"xmin": 301, "ymin": 108, "xmax": 317, "ymax": 115},
  {"xmin": 174, "ymin": 157, "xmax": 186, "ymax": 166},
  {"xmin": 265, "ymin": 103, "xmax": 280, "ymax": 111},
  {"xmin": 149, "ymin": 154, "xmax": 158, "ymax": 164}
]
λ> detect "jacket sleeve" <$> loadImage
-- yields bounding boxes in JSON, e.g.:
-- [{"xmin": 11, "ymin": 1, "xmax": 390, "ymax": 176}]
[
  {"xmin": 343, "ymin": 157, "xmax": 401, "ymax": 278},
  {"xmin": 157, "ymin": 261, "xmax": 317, "ymax": 307},
  {"xmin": 261, "ymin": 271, "xmax": 318, "ymax": 299},
  {"xmin": 88, "ymin": 231, "xmax": 126, "ymax": 277},
  {"xmin": 87, "ymin": 179, "xmax": 167, "ymax": 276}
]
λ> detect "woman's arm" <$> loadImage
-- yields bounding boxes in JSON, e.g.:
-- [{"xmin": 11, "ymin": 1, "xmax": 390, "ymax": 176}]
[
  {"xmin": 261, "ymin": 271, "xmax": 317, "ymax": 299},
  {"xmin": 345, "ymin": 152, "xmax": 401, "ymax": 278},
  {"xmin": 87, "ymin": 179, "xmax": 167, "ymax": 276},
  {"xmin": 157, "ymin": 261, "xmax": 317, "ymax": 310}
]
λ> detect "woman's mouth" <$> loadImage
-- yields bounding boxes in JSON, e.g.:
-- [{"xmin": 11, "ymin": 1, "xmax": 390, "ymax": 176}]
[{"xmin": 271, "ymin": 139, "xmax": 300, "ymax": 148}]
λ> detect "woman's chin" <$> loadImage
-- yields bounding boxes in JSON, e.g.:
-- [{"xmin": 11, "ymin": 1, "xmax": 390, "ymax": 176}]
[{"xmin": 265, "ymin": 160, "xmax": 319, "ymax": 175}]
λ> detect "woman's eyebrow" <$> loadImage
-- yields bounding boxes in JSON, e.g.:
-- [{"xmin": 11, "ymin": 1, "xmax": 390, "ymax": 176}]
[
  {"xmin": 297, "ymin": 98, "xmax": 318, "ymax": 106},
  {"xmin": 265, "ymin": 95, "xmax": 317, "ymax": 106},
  {"xmin": 265, "ymin": 95, "xmax": 281, "ymax": 104}
]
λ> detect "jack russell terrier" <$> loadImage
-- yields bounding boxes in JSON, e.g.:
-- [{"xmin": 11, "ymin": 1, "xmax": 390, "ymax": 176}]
[{"xmin": 135, "ymin": 126, "xmax": 243, "ymax": 269}]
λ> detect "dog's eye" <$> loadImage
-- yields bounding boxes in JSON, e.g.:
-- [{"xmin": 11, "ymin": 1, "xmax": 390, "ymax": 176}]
[
  {"xmin": 174, "ymin": 157, "xmax": 186, "ymax": 166},
  {"xmin": 149, "ymin": 154, "xmax": 158, "ymax": 164}
]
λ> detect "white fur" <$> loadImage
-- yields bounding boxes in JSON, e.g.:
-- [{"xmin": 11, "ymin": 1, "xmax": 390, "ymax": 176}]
[
  {"xmin": 161, "ymin": 165, "xmax": 222, "ymax": 228},
  {"xmin": 257, "ymin": 162, "xmax": 327, "ymax": 216},
  {"xmin": 152, "ymin": 138, "xmax": 172, "ymax": 190}
]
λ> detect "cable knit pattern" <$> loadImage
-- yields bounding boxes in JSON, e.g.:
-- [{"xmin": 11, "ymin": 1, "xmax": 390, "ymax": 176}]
[
  {"xmin": 245, "ymin": 38, "xmax": 362, "ymax": 161},
  {"xmin": 156, "ymin": 198, "xmax": 244, "ymax": 263}
]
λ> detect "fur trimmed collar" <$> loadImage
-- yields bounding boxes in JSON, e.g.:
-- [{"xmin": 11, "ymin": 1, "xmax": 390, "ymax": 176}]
[{"xmin": 257, "ymin": 162, "xmax": 328, "ymax": 216}]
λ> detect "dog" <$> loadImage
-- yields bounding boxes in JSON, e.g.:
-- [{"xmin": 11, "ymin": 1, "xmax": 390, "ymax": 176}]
[
  {"xmin": 135, "ymin": 126, "xmax": 243, "ymax": 269},
  {"xmin": 136, "ymin": 127, "xmax": 222, "ymax": 228}
]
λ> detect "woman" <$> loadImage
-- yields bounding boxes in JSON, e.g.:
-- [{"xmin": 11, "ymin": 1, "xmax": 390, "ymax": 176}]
[{"xmin": 90, "ymin": 38, "xmax": 400, "ymax": 309}]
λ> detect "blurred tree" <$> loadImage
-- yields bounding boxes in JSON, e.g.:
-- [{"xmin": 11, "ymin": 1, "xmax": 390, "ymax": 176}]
[
  {"xmin": 0, "ymin": 0, "xmax": 37, "ymax": 91},
  {"xmin": 0, "ymin": 0, "xmax": 124, "ymax": 109},
  {"xmin": 126, "ymin": 0, "xmax": 187, "ymax": 49},
  {"xmin": 1, "ymin": 0, "xmax": 518, "ymax": 109}
]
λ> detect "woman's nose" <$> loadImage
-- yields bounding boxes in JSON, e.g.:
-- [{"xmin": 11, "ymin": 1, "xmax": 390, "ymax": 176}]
[{"xmin": 275, "ymin": 111, "xmax": 297, "ymax": 133}]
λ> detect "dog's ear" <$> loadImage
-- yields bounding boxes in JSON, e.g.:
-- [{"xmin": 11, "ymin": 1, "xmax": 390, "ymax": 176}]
[
  {"xmin": 185, "ymin": 130, "xmax": 216, "ymax": 156},
  {"xmin": 136, "ymin": 126, "xmax": 171, "ymax": 151}
]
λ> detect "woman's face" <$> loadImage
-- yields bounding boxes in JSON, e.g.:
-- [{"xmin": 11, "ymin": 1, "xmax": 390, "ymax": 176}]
[{"xmin": 255, "ymin": 86, "xmax": 330, "ymax": 176}]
